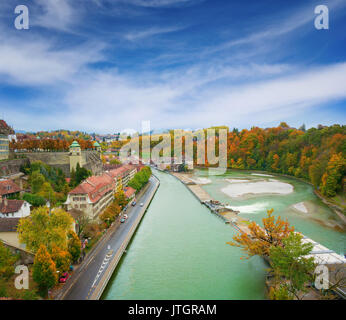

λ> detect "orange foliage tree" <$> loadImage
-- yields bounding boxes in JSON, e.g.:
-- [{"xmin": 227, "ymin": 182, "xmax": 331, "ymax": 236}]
[{"xmin": 227, "ymin": 209, "xmax": 294, "ymax": 258}]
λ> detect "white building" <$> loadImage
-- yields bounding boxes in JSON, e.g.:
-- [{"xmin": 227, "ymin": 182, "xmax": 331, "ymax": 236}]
[{"xmin": 0, "ymin": 197, "xmax": 31, "ymax": 218}]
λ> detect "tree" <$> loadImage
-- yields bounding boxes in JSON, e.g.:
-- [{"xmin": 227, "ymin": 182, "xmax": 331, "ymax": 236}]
[
  {"xmin": 70, "ymin": 163, "xmax": 92, "ymax": 187},
  {"xmin": 0, "ymin": 242, "xmax": 18, "ymax": 279},
  {"xmin": 22, "ymin": 193, "xmax": 46, "ymax": 207},
  {"xmin": 100, "ymin": 202, "xmax": 121, "ymax": 227},
  {"xmin": 75, "ymin": 212, "xmax": 90, "ymax": 237},
  {"xmin": 67, "ymin": 231, "xmax": 81, "ymax": 263},
  {"xmin": 227, "ymin": 209, "xmax": 294, "ymax": 258},
  {"xmin": 38, "ymin": 182, "xmax": 56, "ymax": 205},
  {"xmin": 33, "ymin": 245, "xmax": 58, "ymax": 295},
  {"xmin": 18, "ymin": 207, "xmax": 73, "ymax": 253},
  {"xmin": 29, "ymin": 171, "xmax": 46, "ymax": 194},
  {"xmin": 114, "ymin": 191, "xmax": 128, "ymax": 209},
  {"xmin": 320, "ymin": 153, "xmax": 346, "ymax": 197},
  {"xmin": 127, "ymin": 166, "xmax": 152, "ymax": 192},
  {"xmin": 269, "ymin": 232, "xmax": 315, "ymax": 300},
  {"xmin": 51, "ymin": 245, "xmax": 71, "ymax": 273}
]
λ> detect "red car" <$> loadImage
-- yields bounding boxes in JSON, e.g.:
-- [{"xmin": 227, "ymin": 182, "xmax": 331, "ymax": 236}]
[{"xmin": 59, "ymin": 272, "xmax": 70, "ymax": 283}]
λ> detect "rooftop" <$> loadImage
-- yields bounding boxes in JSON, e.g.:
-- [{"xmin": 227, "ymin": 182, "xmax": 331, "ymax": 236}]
[
  {"xmin": 124, "ymin": 186, "xmax": 136, "ymax": 198},
  {"xmin": 69, "ymin": 173, "xmax": 115, "ymax": 203},
  {"xmin": 70, "ymin": 140, "xmax": 80, "ymax": 148},
  {"xmin": 0, "ymin": 218, "xmax": 20, "ymax": 232},
  {"xmin": 0, "ymin": 199, "xmax": 25, "ymax": 215},
  {"xmin": 0, "ymin": 180, "xmax": 21, "ymax": 196},
  {"xmin": 0, "ymin": 120, "xmax": 14, "ymax": 135}
]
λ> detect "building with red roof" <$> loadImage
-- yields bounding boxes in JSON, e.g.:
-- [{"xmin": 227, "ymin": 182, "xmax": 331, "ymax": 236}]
[
  {"xmin": 0, "ymin": 179, "xmax": 22, "ymax": 198},
  {"xmin": 0, "ymin": 196, "xmax": 30, "ymax": 218},
  {"xmin": 65, "ymin": 164, "xmax": 138, "ymax": 219},
  {"xmin": 124, "ymin": 186, "xmax": 136, "ymax": 200},
  {"xmin": 65, "ymin": 173, "xmax": 115, "ymax": 219}
]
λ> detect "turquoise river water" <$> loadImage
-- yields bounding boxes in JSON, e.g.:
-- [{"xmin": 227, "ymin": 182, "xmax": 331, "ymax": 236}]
[{"xmin": 103, "ymin": 169, "xmax": 345, "ymax": 300}]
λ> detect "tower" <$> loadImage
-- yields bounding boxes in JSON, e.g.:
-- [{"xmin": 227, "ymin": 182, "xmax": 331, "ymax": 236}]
[
  {"xmin": 69, "ymin": 140, "xmax": 82, "ymax": 172},
  {"xmin": 93, "ymin": 141, "xmax": 101, "ymax": 158}
]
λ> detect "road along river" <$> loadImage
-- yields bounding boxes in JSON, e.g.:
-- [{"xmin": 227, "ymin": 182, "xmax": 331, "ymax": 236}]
[{"xmin": 103, "ymin": 169, "xmax": 345, "ymax": 300}]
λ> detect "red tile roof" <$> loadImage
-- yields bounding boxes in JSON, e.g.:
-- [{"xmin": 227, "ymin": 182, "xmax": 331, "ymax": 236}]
[
  {"xmin": 0, "ymin": 120, "xmax": 14, "ymax": 134},
  {"xmin": 0, "ymin": 199, "xmax": 25, "ymax": 214},
  {"xmin": 0, "ymin": 218, "xmax": 20, "ymax": 232},
  {"xmin": 124, "ymin": 186, "xmax": 136, "ymax": 199},
  {"xmin": 107, "ymin": 166, "xmax": 127, "ymax": 178},
  {"xmin": 0, "ymin": 180, "xmax": 21, "ymax": 196},
  {"xmin": 69, "ymin": 173, "xmax": 115, "ymax": 203}
]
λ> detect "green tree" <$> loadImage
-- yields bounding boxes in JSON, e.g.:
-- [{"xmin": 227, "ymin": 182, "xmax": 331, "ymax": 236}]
[
  {"xmin": 70, "ymin": 163, "xmax": 91, "ymax": 187},
  {"xmin": 0, "ymin": 242, "xmax": 18, "ymax": 279},
  {"xmin": 23, "ymin": 193, "xmax": 46, "ymax": 207},
  {"xmin": 269, "ymin": 232, "xmax": 315, "ymax": 300},
  {"xmin": 67, "ymin": 231, "xmax": 81, "ymax": 263},
  {"xmin": 29, "ymin": 171, "xmax": 46, "ymax": 194}
]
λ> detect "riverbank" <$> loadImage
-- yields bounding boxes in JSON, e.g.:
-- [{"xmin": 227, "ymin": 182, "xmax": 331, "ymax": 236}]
[
  {"xmin": 57, "ymin": 176, "xmax": 160, "ymax": 300},
  {"xmin": 193, "ymin": 166, "xmax": 346, "ymax": 226}
]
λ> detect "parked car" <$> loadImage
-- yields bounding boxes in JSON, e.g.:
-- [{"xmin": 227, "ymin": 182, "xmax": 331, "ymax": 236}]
[
  {"xmin": 59, "ymin": 272, "xmax": 70, "ymax": 283},
  {"xmin": 132, "ymin": 201, "xmax": 136, "ymax": 206},
  {"xmin": 120, "ymin": 217, "xmax": 126, "ymax": 223},
  {"xmin": 123, "ymin": 214, "xmax": 128, "ymax": 219}
]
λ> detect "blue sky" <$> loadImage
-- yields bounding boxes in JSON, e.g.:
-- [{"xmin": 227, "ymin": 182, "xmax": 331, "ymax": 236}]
[{"xmin": 0, "ymin": 0, "xmax": 345, "ymax": 133}]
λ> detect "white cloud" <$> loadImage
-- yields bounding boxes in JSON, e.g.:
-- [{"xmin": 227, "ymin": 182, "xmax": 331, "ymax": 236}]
[
  {"xmin": 33, "ymin": 0, "xmax": 78, "ymax": 31},
  {"xmin": 0, "ymin": 36, "xmax": 104, "ymax": 85},
  {"xmin": 124, "ymin": 26, "xmax": 185, "ymax": 41},
  {"xmin": 51, "ymin": 62, "xmax": 346, "ymax": 132}
]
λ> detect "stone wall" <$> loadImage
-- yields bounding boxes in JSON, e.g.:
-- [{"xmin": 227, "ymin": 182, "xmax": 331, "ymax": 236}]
[
  {"xmin": 12, "ymin": 151, "xmax": 103, "ymax": 177},
  {"xmin": 0, "ymin": 158, "xmax": 30, "ymax": 177},
  {"xmin": 1, "ymin": 240, "xmax": 34, "ymax": 265}
]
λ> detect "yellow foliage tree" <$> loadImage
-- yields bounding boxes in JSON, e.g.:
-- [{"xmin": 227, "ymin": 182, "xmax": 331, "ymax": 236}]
[
  {"xmin": 227, "ymin": 209, "xmax": 294, "ymax": 258},
  {"xmin": 18, "ymin": 207, "xmax": 73, "ymax": 253}
]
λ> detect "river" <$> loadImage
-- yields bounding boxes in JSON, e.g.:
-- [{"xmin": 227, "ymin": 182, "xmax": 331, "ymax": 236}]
[{"xmin": 103, "ymin": 169, "xmax": 345, "ymax": 300}]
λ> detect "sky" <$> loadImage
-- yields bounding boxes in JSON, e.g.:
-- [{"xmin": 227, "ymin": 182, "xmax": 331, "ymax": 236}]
[{"xmin": 0, "ymin": 0, "xmax": 345, "ymax": 134}]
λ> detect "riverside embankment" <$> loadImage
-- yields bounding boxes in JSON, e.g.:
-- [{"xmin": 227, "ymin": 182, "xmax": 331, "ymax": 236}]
[
  {"xmin": 60, "ymin": 175, "xmax": 160, "ymax": 300},
  {"xmin": 103, "ymin": 170, "xmax": 268, "ymax": 300}
]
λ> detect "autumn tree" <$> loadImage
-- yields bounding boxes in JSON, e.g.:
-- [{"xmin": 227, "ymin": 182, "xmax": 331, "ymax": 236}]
[
  {"xmin": 114, "ymin": 190, "xmax": 129, "ymax": 209},
  {"xmin": 320, "ymin": 153, "xmax": 346, "ymax": 197},
  {"xmin": 33, "ymin": 245, "xmax": 58, "ymax": 295},
  {"xmin": 18, "ymin": 207, "xmax": 73, "ymax": 253},
  {"xmin": 227, "ymin": 209, "xmax": 294, "ymax": 258},
  {"xmin": 100, "ymin": 202, "xmax": 121, "ymax": 227},
  {"xmin": 51, "ymin": 245, "xmax": 71, "ymax": 273}
]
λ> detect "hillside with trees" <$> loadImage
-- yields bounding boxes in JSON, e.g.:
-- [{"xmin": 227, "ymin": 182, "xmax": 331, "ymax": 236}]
[{"xmin": 190, "ymin": 123, "xmax": 345, "ymax": 201}]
